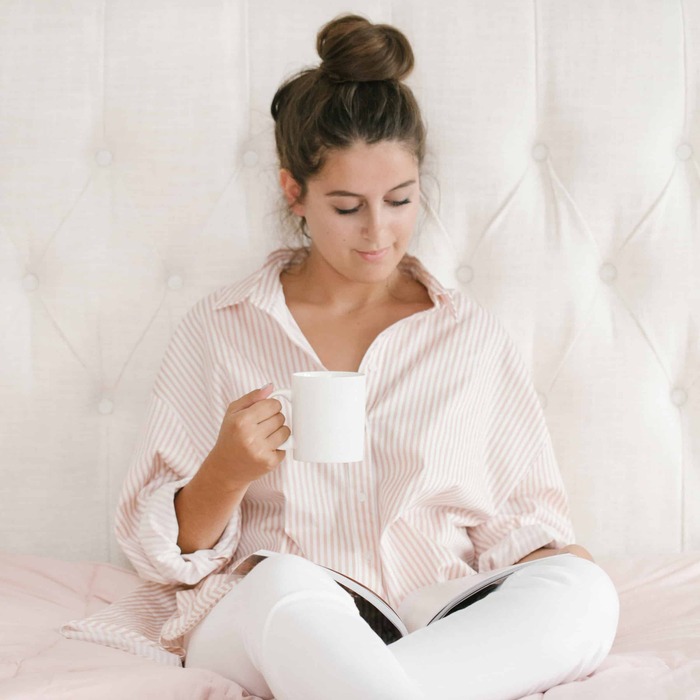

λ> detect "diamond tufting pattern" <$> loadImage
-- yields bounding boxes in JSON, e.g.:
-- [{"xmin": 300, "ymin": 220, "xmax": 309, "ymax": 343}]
[{"xmin": 0, "ymin": 0, "xmax": 698, "ymax": 568}]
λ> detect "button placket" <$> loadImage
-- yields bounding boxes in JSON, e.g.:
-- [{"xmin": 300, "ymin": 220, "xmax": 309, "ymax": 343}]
[{"xmin": 345, "ymin": 419, "xmax": 376, "ymax": 562}]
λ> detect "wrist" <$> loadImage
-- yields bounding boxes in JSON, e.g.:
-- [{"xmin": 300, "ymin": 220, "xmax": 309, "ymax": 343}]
[{"xmin": 198, "ymin": 450, "xmax": 251, "ymax": 495}]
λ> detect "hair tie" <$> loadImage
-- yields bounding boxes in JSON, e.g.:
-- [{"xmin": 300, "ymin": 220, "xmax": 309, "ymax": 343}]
[{"xmin": 319, "ymin": 62, "xmax": 348, "ymax": 83}]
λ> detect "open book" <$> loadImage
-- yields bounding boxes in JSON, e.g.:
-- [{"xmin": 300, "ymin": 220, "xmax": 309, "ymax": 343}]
[{"xmin": 230, "ymin": 549, "xmax": 575, "ymax": 644}]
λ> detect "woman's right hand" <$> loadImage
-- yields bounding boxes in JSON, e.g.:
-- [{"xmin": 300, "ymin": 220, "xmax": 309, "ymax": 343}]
[{"xmin": 203, "ymin": 384, "xmax": 290, "ymax": 490}]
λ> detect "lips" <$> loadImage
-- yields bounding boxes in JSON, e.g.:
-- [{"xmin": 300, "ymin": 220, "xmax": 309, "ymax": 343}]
[{"xmin": 356, "ymin": 247, "xmax": 390, "ymax": 261}]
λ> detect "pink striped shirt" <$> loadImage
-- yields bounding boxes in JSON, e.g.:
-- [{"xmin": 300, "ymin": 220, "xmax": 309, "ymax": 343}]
[{"xmin": 61, "ymin": 247, "xmax": 575, "ymax": 666}]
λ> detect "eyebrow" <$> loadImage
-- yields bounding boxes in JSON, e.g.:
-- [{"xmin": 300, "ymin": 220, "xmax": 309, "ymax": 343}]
[{"xmin": 325, "ymin": 179, "xmax": 416, "ymax": 197}]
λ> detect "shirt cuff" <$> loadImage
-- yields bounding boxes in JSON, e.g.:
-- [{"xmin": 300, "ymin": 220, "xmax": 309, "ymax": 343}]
[
  {"xmin": 476, "ymin": 523, "xmax": 570, "ymax": 573},
  {"xmin": 137, "ymin": 477, "xmax": 240, "ymax": 585}
]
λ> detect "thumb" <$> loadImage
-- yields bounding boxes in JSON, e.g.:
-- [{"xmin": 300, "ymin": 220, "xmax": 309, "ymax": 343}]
[{"xmin": 257, "ymin": 382, "xmax": 274, "ymax": 397}]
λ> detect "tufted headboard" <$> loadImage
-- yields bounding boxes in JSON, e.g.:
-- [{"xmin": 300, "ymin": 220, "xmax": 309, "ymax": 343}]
[{"xmin": 1, "ymin": 0, "xmax": 698, "ymax": 570}]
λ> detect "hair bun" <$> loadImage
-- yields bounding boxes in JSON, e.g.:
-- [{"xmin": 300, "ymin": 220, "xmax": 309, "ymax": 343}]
[{"xmin": 317, "ymin": 14, "xmax": 414, "ymax": 83}]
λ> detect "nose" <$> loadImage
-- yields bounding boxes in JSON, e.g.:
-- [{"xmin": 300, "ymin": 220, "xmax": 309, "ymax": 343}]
[{"xmin": 361, "ymin": 204, "xmax": 385, "ymax": 242}]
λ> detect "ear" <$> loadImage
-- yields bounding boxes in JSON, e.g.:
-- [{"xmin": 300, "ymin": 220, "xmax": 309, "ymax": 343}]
[{"xmin": 279, "ymin": 169, "xmax": 305, "ymax": 217}]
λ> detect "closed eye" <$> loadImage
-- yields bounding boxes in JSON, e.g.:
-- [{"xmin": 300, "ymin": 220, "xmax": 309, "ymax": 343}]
[{"xmin": 334, "ymin": 199, "xmax": 411, "ymax": 215}]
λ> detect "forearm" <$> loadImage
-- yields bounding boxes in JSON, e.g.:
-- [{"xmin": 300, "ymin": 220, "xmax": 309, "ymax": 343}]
[{"xmin": 174, "ymin": 454, "xmax": 250, "ymax": 554}]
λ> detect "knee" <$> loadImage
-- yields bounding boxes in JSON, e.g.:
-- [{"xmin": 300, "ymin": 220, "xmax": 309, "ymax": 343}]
[
  {"xmin": 551, "ymin": 555, "xmax": 619, "ymax": 634},
  {"xmin": 250, "ymin": 552, "xmax": 324, "ymax": 583},
  {"xmin": 232, "ymin": 554, "xmax": 357, "ymax": 668},
  {"xmin": 238, "ymin": 553, "xmax": 354, "ymax": 613},
  {"xmin": 509, "ymin": 554, "xmax": 620, "ymax": 674}
]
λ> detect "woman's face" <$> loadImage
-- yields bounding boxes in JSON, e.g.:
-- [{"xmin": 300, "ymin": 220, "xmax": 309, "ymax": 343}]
[{"xmin": 280, "ymin": 140, "xmax": 421, "ymax": 283}]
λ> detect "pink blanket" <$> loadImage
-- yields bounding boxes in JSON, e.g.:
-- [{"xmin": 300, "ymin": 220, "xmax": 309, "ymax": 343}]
[{"xmin": 1, "ymin": 551, "xmax": 698, "ymax": 699}]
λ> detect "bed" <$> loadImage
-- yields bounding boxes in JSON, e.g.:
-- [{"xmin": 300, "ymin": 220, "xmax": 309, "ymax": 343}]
[
  {"xmin": 2, "ymin": 550, "xmax": 699, "ymax": 698},
  {"xmin": 1, "ymin": 0, "xmax": 699, "ymax": 697}
]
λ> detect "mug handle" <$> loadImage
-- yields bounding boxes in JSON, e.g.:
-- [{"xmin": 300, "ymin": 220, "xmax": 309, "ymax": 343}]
[{"xmin": 269, "ymin": 389, "xmax": 294, "ymax": 450}]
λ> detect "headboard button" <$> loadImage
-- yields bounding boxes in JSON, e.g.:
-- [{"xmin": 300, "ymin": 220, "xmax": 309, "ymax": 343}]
[
  {"xmin": 532, "ymin": 143, "xmax": 549, "ymax": 161},
  {"xmin": 456, "ymin": 265, "xmax": 473, "ymax": 284},
  {"xmin": 676, "ymin": 143, "xmax": 693, "ymax": 160},
  {"xmin": 599, "ymin": 263, "xmax": 617, "ymax": 283},
  {"xmin": 167, "ymin": 274, "xmax": 184, "ymax": 290},
  {"xmin": 96, "ymin": 149, "xmax": 113, "ymax": 166},
  {"xmin": 671, "ymin": 388, "xmax": 688, "ymax": 406},
  {"xmin": 23, "ymin": 273, "xmax": 39, "ymax": 291},
  {"xmin": 243, "ymin": 150, "xmax": 259, "ymax": 167},
  {"xmin": 98, "ymin": 398, "xmax": 115, "ymax": 415}
]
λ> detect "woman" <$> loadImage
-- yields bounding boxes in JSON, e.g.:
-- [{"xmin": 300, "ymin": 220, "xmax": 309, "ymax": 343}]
[{"xmin": 63, "ymin": 13, "xmax": 619, "ymax": 700}]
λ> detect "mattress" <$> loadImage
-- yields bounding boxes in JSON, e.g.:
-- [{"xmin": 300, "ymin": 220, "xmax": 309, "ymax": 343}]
[{"xmin": 1, "ymin": 550, "xmax": 698, "ymax": 699}]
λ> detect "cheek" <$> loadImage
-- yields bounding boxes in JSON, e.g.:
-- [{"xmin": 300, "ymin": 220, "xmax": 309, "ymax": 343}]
[
  {"xmin": 319, "ymin": 213, "xmax": 353, "ymax": 236},
  {"xmin": 313, "ymin": 216, "xmax": 352, "ymax": 245},
  {"xmin": 397, "ymin": 207, "xmax": 419, "ymax": 231}
]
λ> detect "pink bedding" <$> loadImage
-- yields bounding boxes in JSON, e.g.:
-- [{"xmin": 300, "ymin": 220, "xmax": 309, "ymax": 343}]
[{"xmin": 1, "ymin": 550, "xmax": 698, "ymax": 699}]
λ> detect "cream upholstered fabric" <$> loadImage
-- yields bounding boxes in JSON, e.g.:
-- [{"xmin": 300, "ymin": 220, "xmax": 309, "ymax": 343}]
[{"xmin": 0, "ymin": 0, "xmax": 698, "ymax": 569}]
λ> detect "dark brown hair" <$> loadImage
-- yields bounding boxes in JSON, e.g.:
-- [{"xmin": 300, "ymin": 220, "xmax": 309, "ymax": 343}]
[{"xmin": 270, "ymin": 13, "xmax": 430, "ymax": 261}]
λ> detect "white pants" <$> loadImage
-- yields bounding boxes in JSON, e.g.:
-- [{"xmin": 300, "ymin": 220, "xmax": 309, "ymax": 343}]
[{"xmin": 184, "ymin": 553, "xmax": 619, "ymax": 700}]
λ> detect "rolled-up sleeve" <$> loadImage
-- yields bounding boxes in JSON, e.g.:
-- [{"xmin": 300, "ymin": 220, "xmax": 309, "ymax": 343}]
[
  {"xmin": 467, "ymin": 435, "xmax": 575, "ymax": 572},
  {"xmin": 466, "ymin": 322, "xmax": 576, "ymax": 573},
  {"xmin": 115, "ymin": 392, "xmax": 241, "ymax": 585},
  {"xmin": 114, "ymin": 300, "xmax": 241, "ymax": 585}
]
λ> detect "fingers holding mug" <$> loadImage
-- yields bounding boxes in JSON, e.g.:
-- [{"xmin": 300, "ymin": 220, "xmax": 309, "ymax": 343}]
[
  {"xmin": 268, "ymin": 389, "xmax": 294, "ymax": 451},
  {"xmin": 260, "ymin": 411, "xmax": 291, "ymax": 447}
]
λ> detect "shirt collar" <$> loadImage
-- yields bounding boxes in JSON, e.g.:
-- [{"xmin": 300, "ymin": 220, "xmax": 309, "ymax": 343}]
[{"xmin": 213, "ymin": 247, "xmax": 458, "ymax": 319}]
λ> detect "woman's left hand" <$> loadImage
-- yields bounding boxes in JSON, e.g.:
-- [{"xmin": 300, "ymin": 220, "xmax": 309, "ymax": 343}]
[
  {"xmin": 559, "ymin": 543, "xmax": 595, "ymax": 561},
  {"xmin": 517, "ymin": 543, "xmax": 595, "ymax": 564}
]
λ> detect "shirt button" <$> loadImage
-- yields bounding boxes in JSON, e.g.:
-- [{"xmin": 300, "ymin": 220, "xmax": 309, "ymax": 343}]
[
  {"xmin": 357, "ymin": 492, "xmax": 367, "ymax": 502},
  {"xmin": 365, "ymin": 551, "xmax": 373, "ymax": 562}
]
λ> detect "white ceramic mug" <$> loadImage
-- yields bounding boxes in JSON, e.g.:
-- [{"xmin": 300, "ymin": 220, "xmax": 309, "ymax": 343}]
[{"xmin": 269, "ymin": 371, "xmax": 366, "ymax": 463}]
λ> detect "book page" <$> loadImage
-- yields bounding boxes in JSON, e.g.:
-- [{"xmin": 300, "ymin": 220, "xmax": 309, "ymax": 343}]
[{"xmin": 398, "ymin": 553, "xmax": 575, "ymax": 633}]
